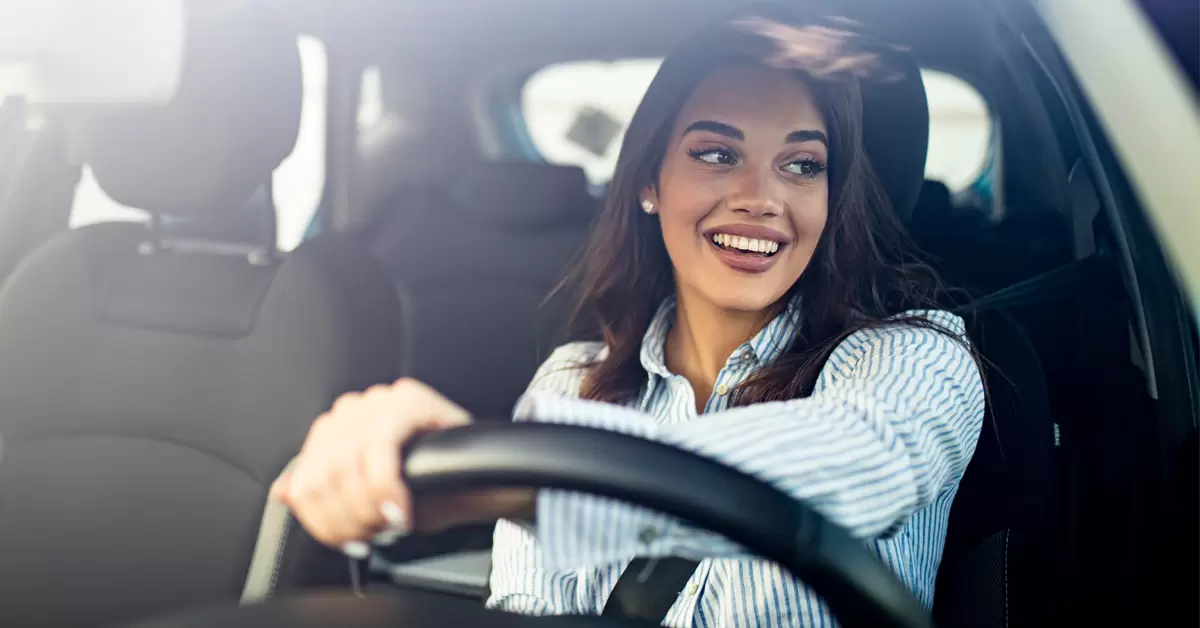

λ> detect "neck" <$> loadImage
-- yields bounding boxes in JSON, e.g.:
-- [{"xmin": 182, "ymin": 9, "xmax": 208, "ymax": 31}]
[{"xmin": 664, "ymin": 290, "xmax": 781, "ymax": 411}]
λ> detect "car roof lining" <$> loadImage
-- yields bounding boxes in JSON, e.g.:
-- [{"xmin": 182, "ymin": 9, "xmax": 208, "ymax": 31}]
[{"xmin": 297, "ymin": 0, "xmax": 999, "ymax": 84}]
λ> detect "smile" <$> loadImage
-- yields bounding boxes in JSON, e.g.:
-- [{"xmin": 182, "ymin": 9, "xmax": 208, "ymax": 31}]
[
  {"xmin": 710, "ymin": 233, "xmax": 781, "ymax": 256},
  {"xmin": 704, "ymin": 225, "xmax": 791, "ymax": 274}
]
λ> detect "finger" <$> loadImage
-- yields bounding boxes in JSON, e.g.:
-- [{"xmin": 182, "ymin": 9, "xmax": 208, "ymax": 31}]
[
  {"xmin": 362, "ymin": 419, "xmax": 412, "ymax": 541},
  {"xmin": 389, "ymin": 379, "xmax": 473, "ymax": 427},
  {"xmin": 329, "ymin": 429, "xmax": 386, "ymax": 532},
  {"xmin": 314, "ymin": 409, "xmax": 389, "ymax": 541},
  {"xmin": 314, "ymin": 486, "xmax": 376, "ymax": 546},
  {"xmin": 285, "ymin": 468, "xmax": 354, "ymax": 547},
  {"xmin": 288, "ymin": 460, "xmax": 377, "ymax": 548},
  {"xmin": 329, "ymin": 390, "xmax": 364, "ymax": 416},
  {"xmin": 269, "ymin": 473, "xmax": 289, "ymax": 502},
  {"xmin": 288, "ymin": 435, "xmax": 373, "ymax": 542}
]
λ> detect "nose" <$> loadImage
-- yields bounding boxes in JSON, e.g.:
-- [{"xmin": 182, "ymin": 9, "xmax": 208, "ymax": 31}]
[{"xmin": 728, "ymin": 169, "xmax": 784, "ymax": 218}]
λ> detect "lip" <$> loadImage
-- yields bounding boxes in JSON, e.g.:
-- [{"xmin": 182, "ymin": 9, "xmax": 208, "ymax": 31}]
[
  {"xmin": 703, "ymin": 224, "xmax": 791, "ymax": 274},
  {"xmin": 709, "ymin": 241, "xmax": 780, "ymax": 273}
]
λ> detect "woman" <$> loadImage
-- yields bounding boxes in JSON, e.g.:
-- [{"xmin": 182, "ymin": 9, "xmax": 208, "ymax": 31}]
[{"xmin": 271, "ymin": 7, "xmax": 985, "ymax": 626}]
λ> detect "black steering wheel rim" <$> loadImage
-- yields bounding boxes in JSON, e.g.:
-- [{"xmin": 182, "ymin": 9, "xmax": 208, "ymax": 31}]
[{"xmin": 403, "ymin": 422, "xmax": 932, "ymax": 628}]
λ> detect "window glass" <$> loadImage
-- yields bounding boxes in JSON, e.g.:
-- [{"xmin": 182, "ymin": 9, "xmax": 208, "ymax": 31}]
[
  {"xmin": 921, "ymin": 69, "xmax": 991, "ymax": 191},
  {"xmin": 68, "ymin": 35, "xmax": 328, "ymax": 252},
  {"xmin": 520, "ymin": 61, "xmax": 993, "ymax": 192},
  {"xmin": 358, "ymin": 65, "xmax": 385, "ymax": 132}
]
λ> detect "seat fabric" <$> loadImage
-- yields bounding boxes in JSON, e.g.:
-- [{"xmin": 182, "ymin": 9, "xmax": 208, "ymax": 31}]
[
  {"xmin": 366, "ymin": 162, "xmax": 595, "ymax": 420},
  {"xmin": 0, "ymin": 6, "xmax": 401, "ymax": 626},
  {"xmin": 910, "ymin": 181, "xmax": 1065, "ymax": 627}
]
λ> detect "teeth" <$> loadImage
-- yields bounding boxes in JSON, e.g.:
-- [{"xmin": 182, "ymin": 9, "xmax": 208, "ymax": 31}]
[{"xmin": 710, "ymin": 233, "xmax": 781, "ymax": 254}]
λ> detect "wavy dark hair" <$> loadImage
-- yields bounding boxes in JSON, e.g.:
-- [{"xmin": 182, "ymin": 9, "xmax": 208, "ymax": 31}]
[{"xmin": 560, "ymin": 7, "xmax": 968, "ymax": 406}]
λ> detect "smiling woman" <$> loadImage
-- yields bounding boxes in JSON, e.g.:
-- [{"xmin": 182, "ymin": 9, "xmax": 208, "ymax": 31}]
[{"xmin": 275, "ymin": 6, "xmax": 985, "ymax": 628}]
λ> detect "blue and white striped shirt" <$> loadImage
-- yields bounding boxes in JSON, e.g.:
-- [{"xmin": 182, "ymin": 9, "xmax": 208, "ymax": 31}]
[{"xmin": 486, "ymin": 295, "xmax": 985, "ymax": 627}]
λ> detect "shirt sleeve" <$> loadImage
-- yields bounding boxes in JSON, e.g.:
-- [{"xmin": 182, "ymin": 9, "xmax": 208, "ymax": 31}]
[
  {"xmin": 485, "ymin": 342, "xmax": 602, "ymax": 613},
  {"xmin": 514, "ymin": 311, "xmax": 986, "ymax": 571},
  {"xmin": 486, "ymin": 518, "xmax": 582, "ymax": 614}
]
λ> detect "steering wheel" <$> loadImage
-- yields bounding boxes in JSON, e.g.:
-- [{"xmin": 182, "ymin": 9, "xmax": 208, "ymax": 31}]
[{"xmin": 123, "ymin": 423, "xmax": 933, "ymax": 628}]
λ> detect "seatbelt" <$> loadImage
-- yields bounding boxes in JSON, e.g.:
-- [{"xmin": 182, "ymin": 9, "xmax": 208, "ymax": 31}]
[
  {"xmin": 241, "ymin": 458, "xmax": 299, "ymax": 604},
  {"xmin": 242, "ymin": 458, "xmax": 373, "ymax": 605},
  {"xmin": 602, "ymin": 557, "xmax": 700, "ymax": 622},
  {"xmin": 600, "ymin": 257, "xmax": 1113, "ymax": 624},
  {"xmin": 951, "ymin": 255, "xmax": 1110, "ymax": 315}
]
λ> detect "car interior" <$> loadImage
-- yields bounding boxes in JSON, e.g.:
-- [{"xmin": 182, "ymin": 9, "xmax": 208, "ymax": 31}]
[{"xmin": 0, "ymin": 0, "xmax": 1194, "ymax": 627}]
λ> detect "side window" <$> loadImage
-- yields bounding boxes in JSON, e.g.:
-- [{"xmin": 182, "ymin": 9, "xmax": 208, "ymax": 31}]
[
  {"xmin": 921, "ymin": 69, "xmax": 991, "ymax": 192},
  {"xmin": 68, "ymin": 35, "xmax": 328, "ymax": 252},
  {"xmin": 521, "ymin": 59, "xmax": 661, "ymax": 185},
  {"xmin": 519, "ymin": 61, "xmax": 993, "ymax": 192}
]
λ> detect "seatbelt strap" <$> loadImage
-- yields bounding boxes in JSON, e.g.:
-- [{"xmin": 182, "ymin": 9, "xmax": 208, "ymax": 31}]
[
  {"xmin": 240, "ymin": 458, "xmax": 298, "ymax": 604},
  {"xmin": 952, "ymin": 255, "xmax": 1110, "ymax": 315},
  {"xmin": 601, "ymin": 557, "xmax": 700, "ymax": 622}
]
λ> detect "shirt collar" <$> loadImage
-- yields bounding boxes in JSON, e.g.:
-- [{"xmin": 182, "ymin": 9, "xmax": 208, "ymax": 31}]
[{"xmin": 638, "ymin": 293, "xmax": 804, "ymax": 379}]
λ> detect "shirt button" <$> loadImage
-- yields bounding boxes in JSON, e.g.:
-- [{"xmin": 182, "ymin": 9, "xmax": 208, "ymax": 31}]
[
  {"xmin": 715, "ymin": 384, "xmax": 730, "ymax": 396},
  {"xmin": 637, "ymin": 526, "xmax": 658, "ymax": 545},
  {"xmin": 687, "ymin": 583, "xmax": 700, "ymax": 596}
]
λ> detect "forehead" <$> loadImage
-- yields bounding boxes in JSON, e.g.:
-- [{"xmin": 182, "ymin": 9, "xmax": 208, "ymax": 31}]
[{"xmin": 675, "ymin": 64, "xmax": 826, "ymax": 134}]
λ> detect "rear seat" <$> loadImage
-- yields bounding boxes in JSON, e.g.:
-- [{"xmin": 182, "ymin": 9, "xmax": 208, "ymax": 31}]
[{"xmin": 365, "ymin": 161, "xmax": 595, "ymax": 419}]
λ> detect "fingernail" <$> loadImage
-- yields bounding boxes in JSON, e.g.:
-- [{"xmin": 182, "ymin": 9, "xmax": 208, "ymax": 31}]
[
  {"xmin": 380, "ymin": 501, "xmax": 409, "ymax": 532},
  {"xmin": 342, "ymin": 541, "xmax": 371, "ymax": 560},
  {"xmin": 373, "ymin": 528, "xmax": 406, "ymax": 545}
]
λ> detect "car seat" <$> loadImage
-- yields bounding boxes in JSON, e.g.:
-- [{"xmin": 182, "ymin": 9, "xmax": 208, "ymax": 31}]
[
  {"xmin": 364, "ymin": 161, "xmax": 596, "ymax": 420},
  {"xmin": 0, "ymin": 6, "xmax": 401, "ymax": 626}
]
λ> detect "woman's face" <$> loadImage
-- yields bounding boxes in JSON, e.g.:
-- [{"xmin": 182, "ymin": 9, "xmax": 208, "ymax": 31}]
[{"xmin": 646, "ymin": 64, "xmax": 829, "ymax": 315}]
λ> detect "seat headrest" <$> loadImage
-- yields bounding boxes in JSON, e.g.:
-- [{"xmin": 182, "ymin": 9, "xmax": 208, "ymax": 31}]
[
  {"xmin": 79, "ymin": 4, "xmax": 301, "ymax": 219},
  {"xmin": 858, "ymin": 50, "xmax": 929, "ymax": 222},
  {"xmin": 448, "ymin": 162, "xmax": 594, "ymax": 230},
  {"xmin": 909, "ymin": 179, "xmax": 954, "ymax": 232}
]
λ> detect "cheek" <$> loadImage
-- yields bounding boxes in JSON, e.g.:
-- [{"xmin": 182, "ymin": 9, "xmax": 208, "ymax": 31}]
[
  {"xmin": 792, "ymin": 191, "xmax": 830, "ymax": 247},
  {"xmin": 785, "ymin": 194, "xmax": 830, "ymax": 279},
  {"xmin": 657, "ymin": 184, "xmax": 721, "ymax": 246},
  {"xmin": 657, "ymin": 206, "xmax": 708, "ymax": 265}
]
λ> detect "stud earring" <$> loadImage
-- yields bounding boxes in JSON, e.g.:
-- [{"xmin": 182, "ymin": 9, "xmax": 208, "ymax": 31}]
[{"xmin": 641, "ymin": 199, "xmax": 655, "ymax": 214}]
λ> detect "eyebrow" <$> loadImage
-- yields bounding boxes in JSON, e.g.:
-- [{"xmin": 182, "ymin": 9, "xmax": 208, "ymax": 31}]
[
  {"xmin": 682, "ymin": 120, "xmax": 829, "ymax": 147},
  {"xmin": 785, "ymin": 129, "xmax": 829, "ymax": 146},
  {"xmin": 682, "ymin": 120, "xmax": 743, "ymax": 140}
]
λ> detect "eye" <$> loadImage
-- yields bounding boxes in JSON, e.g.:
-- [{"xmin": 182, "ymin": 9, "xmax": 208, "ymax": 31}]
[
  {"xmin": 688, "ymin": 147, "xmax": 739, "ymax": 166},
  {"xmin": 782, "ymin": 157, "xmax": 827, "ymax": 178}
]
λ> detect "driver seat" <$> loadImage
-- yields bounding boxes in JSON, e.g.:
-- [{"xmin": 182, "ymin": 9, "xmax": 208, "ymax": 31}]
[{"xmin": 0, "ymin": 6, "xmax": 401, "ymax": 627}]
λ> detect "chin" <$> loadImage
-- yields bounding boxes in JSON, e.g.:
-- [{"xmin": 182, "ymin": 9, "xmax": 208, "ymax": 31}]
[{"xmin": 703, "ymin": 284, "xmax": 788, "ymax": 315}]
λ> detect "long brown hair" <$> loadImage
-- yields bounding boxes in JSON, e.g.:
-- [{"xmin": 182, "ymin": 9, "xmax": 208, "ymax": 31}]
[{"xmin": 562, "ymin": 7, "xmax": 964, "ymax": 405}]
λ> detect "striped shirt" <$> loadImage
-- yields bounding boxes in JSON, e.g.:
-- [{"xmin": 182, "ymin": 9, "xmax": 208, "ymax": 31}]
[{"xmin": 486, "ymin": 295, "xmax": 985, "ymax": 627}]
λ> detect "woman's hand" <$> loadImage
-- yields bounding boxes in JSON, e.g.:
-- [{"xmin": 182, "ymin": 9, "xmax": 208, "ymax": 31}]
[{"xmin": 270, "ymin": 378, "xmax": 535, "ymax": 558}]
